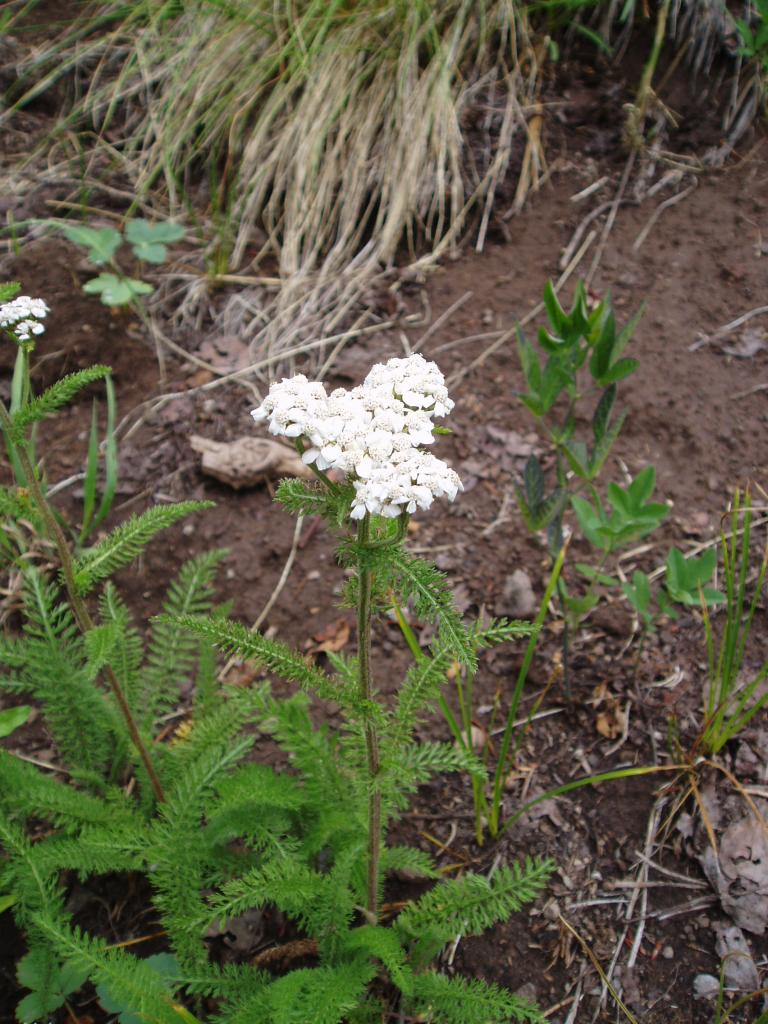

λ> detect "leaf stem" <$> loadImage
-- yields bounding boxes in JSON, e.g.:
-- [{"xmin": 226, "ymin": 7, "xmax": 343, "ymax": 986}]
[
  {"xmin": 357, "ymin": 514, "xmax": 381, "ymax": 920},
  {"xmin": 0, "ymin": 401, "xmax": 165, "ymax": 804}
]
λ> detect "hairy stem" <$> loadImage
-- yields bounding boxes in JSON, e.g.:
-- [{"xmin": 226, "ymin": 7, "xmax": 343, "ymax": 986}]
[
  {"xmin": 357, "ymin": 514, "xmax": 381, "ymax": 921},
  {"xmin": 0, "ymin": 403, "xmax": 165, "ymax": 803}
]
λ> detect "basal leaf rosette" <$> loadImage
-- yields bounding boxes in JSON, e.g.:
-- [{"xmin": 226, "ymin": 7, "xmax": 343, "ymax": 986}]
[{"xmin": 251, "ymin": 354, "xmax": 462, "ymax": 520}]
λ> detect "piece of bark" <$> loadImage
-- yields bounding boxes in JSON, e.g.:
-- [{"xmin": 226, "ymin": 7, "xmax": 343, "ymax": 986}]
[{"xmin": 190, "ymin": 435, "xmax": 314, "ymax": 489}]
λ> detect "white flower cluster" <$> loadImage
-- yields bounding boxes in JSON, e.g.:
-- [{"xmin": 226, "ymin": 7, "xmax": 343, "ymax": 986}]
[
  {"xmin": 0, "ymin": 295, "xmax": 49, "ymax": 343},
  {"xmin": 251, "ymin": 353, "xmax": 462, "ymax": 520}
]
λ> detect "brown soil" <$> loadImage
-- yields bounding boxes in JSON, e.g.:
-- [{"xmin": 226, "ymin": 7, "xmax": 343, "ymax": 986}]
[{"xmin": 2, "ymin": 29, "xmax": 768, "ymax": 1024}]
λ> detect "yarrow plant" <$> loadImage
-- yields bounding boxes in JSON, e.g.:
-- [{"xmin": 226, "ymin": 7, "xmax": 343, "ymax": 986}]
[
  {"xmin": 252, "ymin": 353, "xmax": 462, "ymax": 520},
  {"xmin": 1, "ymin": 337, "xmax": 553, "ymax": 1023},
  {"xmin": 0, "ymin": 282, "xmax": 117, "ymax": 547}
]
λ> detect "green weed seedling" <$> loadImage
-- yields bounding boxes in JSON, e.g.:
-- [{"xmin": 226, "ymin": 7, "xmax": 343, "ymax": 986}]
[
  {"xmin": 699, "ymin": 487, "xmax": 768, "ymax": 755},
  {"xmin": 15, "ymin": 949, "xmax": 90, "ymax": 1024},
  {"xmin": 60, "ymin": 218, "xmax": 184, "ymax": 307},
  {"xmin": 513, "ymin": 280, "xmax": 673, "ymax": 688},
  {"xmin": 1, "ymin": 340, "xmax": 553, "ymax": 1023},
  {"xmin": 737, "ymin": 0, "xmax": 768, "ymax": 99}
]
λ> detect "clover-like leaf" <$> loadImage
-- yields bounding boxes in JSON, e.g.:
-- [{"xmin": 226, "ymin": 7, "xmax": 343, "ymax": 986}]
[
  {"xmin": 125, "ymin": 219, "xmax": 185, "ymax": 263},
  {"xmin": 62, "ymin": 225, "xmax": 122, "ymax": 264},
  {"xmin": 83, "ymin": 274, "xmax": 154, "ymax": 307},
  {"xmin": 16, "ymin": 950, "xmax": 89, "ymax": 1023}
]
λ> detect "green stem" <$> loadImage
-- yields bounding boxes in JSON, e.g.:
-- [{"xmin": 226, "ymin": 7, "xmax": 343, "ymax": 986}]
[
  {"xmin": 357, "ymin": 514, "xmax": 381, "ymax": 921},
  {"xmin": 0, "ymin": 402, "xmax": 165, "ymax": 805},
  {"xmin": 489, "ymin": 543, "xmax": 566, "ymax": 838}
]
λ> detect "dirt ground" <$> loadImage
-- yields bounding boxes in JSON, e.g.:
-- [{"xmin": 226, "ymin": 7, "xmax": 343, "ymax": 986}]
[{"xmin": 2, "ymin": 30, "xmax": 768, "ymax": 1024}]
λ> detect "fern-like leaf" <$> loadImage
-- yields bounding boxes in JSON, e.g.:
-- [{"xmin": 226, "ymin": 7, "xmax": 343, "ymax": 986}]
[
  {"xmin": 160, "ymin": 683, "xmax": 268, "ymax": 789},
  {"xmin": 7, "ymin": 366, "xmax": 111, "ymax": 443},
  {"xmin": 149, "ymin": 740, "xmax": 251, "ymax": 970},
  {"xmin": 390, "ymin": 648, "xmax": 452, "ymax": 744},
  {"xmin": 276, "ymin": 478, "xmax": 356, "ymax": 527},
  {"xmin": 32, "ymin": 916, "xmax": 192, "ymax": 1024},
  {"xmin": 167, "ymin": 614, "xmax": 354, "ymax": 707},
  {"xmin": 16, "ymin": 569, "xmax": 114, "ymax": 777},
  {"xmin": 392, "ymin": 552, "xmax": 475, "ymax": 669},
  {"xmin": 408, "ymin": 970, "xmax": 546, "ymax": 1024},
  {"xmin": 342, "ymin": 925, "xmax": 413, "ymax": 995},
  {"xmin": 181, "ymin": 962, "xmax": 270, "ymax": 999},
  {"xmin": 71, "ymin": 502, "xmax": 214, "ymax": 594},
  {"xmin": 142, "ymin": 550, "xmax": 227, "ymax": 725},
  {"xmin": 0, "ymin": 813, "xmax": 66, "ymax": 928},
  {"xmin": 0, "ymin": 751, "xmax": 133, "ymax": 830},
  {"xmin": 266, "ymin": 962, "xmax": 375, "ymax": 1024},
  {"xmin": 395, "ymin": 859, "xmax": 554, "ymax": 950},
  {"xmin": 208, "ymin": 857, "xmax": 327, "ymax": 932},
  {"xmin": 380, "ymin": 846, "xmax": 440, "ymax": 880}
]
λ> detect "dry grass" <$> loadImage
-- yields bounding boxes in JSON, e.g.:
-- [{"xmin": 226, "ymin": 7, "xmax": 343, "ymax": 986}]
[
  {"xmin": 3, "ymin": 1, "xmax": 547, "ymax": 370},
  {"xmin": 1, "ymin": 0, "xmax": 761, "ymax": 373}
]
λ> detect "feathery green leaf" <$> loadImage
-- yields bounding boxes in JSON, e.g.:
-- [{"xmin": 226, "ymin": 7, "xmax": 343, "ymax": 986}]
[
  {"xmin": 7, "ymin": 367, "xmax": 111, "ymax": 443},
  {"xmin": 72, "ymin": 502, "xmax": 214, "ymax": 594}
]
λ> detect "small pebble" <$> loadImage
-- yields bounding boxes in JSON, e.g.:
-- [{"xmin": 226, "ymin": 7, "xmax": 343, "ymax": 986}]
[{"xmin": 662, "ymin": 946, "xmax": 674, "ymax": 960}]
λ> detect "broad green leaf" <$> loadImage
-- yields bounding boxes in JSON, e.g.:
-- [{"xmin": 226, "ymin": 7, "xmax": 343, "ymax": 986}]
[
  {"xmin": 538, "ymin": 358, "xmax": 570, "ymax": 413},
  {"xmin": 0, "ymin": 704, "xmax": 32, "ymax": 738},
  {"xmin": 531, "ymin": 488, "xmax": 567, "ymax": 531},
  {"xmin": 62, "ymin": 225, "xmax": 122, "ymax": 264},
  {"xmin": 516, "ymin": 329, "xmax": 541, "ymax": 397},
  {"xmin": 628, "ymin": 465, "xmax": 656, "ymax": 507},
  {"xmin": 563, "ymin": 592, "xmax": 600, "ymax": 619},
  {"xmin": 16, "ymin": 951, "xmax": 89, "ymax": 1022},
  {"xmin": 575, "ymin": 563, "xmax": 618, "ymax": 587},
  {"xmin": 591, "ymin": 385, "xmax": 616, "ymax": 443},
  {"xmin": 125, "ymin": 221, "xmax": 184, "ymax": 263},
  {"xmin": 606, "ymin": 482, "xmax": 631, "ymax": 516},
  {"xmin": 598, "ymin": 356, "xmax": 640, "ymax": 385},
  {"xmin": 571, "ymin": 495, "xmax": 606, "ymax": 550},
  {"xmin": 83, "ymin": 274, "xmax": 154, "ymax": 307},
  {"xmin": 563, "ymin": 439, "xmax": 589, "ymax": 478},
  {"xmin": 0, "ymin": 892, "xmax": 17, "ymax": 913},
  {"xmin": 537, "ymin": 326, "xmax": 567, "ymax": 354},
  {"xmin": 589, "ymin": 409, "xmax": 627, "ymax": 478},
  {"xmin": 523, "ymin": 454, "xmax": 545, "ymax": 512},
  {"xmin": 125, "ymin": 219, "xmax": 185, "ymax": 244},
  {"xmin": 543, "ymin": 279, "xmax": 568, "ymax": 337}
]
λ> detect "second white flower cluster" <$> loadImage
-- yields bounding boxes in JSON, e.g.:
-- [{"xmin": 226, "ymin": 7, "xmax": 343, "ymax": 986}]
[
  {"xmin": 0, "ymin": 295, "xmax": 49, "ymax": 344},
  {"xmin": 251, "ymin": 353, "xmax": 462, "ymax": 520}
]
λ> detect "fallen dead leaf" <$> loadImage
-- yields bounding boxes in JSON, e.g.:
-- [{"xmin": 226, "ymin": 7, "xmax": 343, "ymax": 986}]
[
  {"xmin": 468, "ymin": 723, "xmax": 488, "ymax": 752},
  {"xmin": 691, "ymin": 787, "xmax": 768, "ymax": 935},
  {"xmin": 308, "ymin": 618, "xmax": 351, "ymax": 655},
  {"xmin": 715, "ymin": 923, "xmax": 760, "ymax": 992},
  {"xmin": 595, "ymin": 703, "xmax": 627, "ymax": 739},
  {"xmin": 190, "ymin": 435, "xmax": 314, "ymax": 488},
  {"xmin": 196, "ymin": 334, "xmax": 252, "ymax": 372},
  {"xmin": 723, "ymin": 328, "xmax": 768, "ymax": 359},
  {"xmin": 185, "ymin": 368, "xmax": 215, "ymax": 387}
]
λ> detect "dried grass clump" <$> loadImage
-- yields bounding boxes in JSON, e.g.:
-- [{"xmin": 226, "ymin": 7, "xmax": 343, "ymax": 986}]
[{"xmin": 5, "ymin": 1, "xmax": 545, "ymax": 364}]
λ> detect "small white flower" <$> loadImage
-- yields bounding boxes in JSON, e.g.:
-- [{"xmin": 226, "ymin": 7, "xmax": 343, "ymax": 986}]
[
  {"xmin": 250, "ymin": 353, "xmax": 461, "ymax": 519},
  {"xmin": 0, "ymin": 295, "xmax": 50, "ymax": 344}
]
